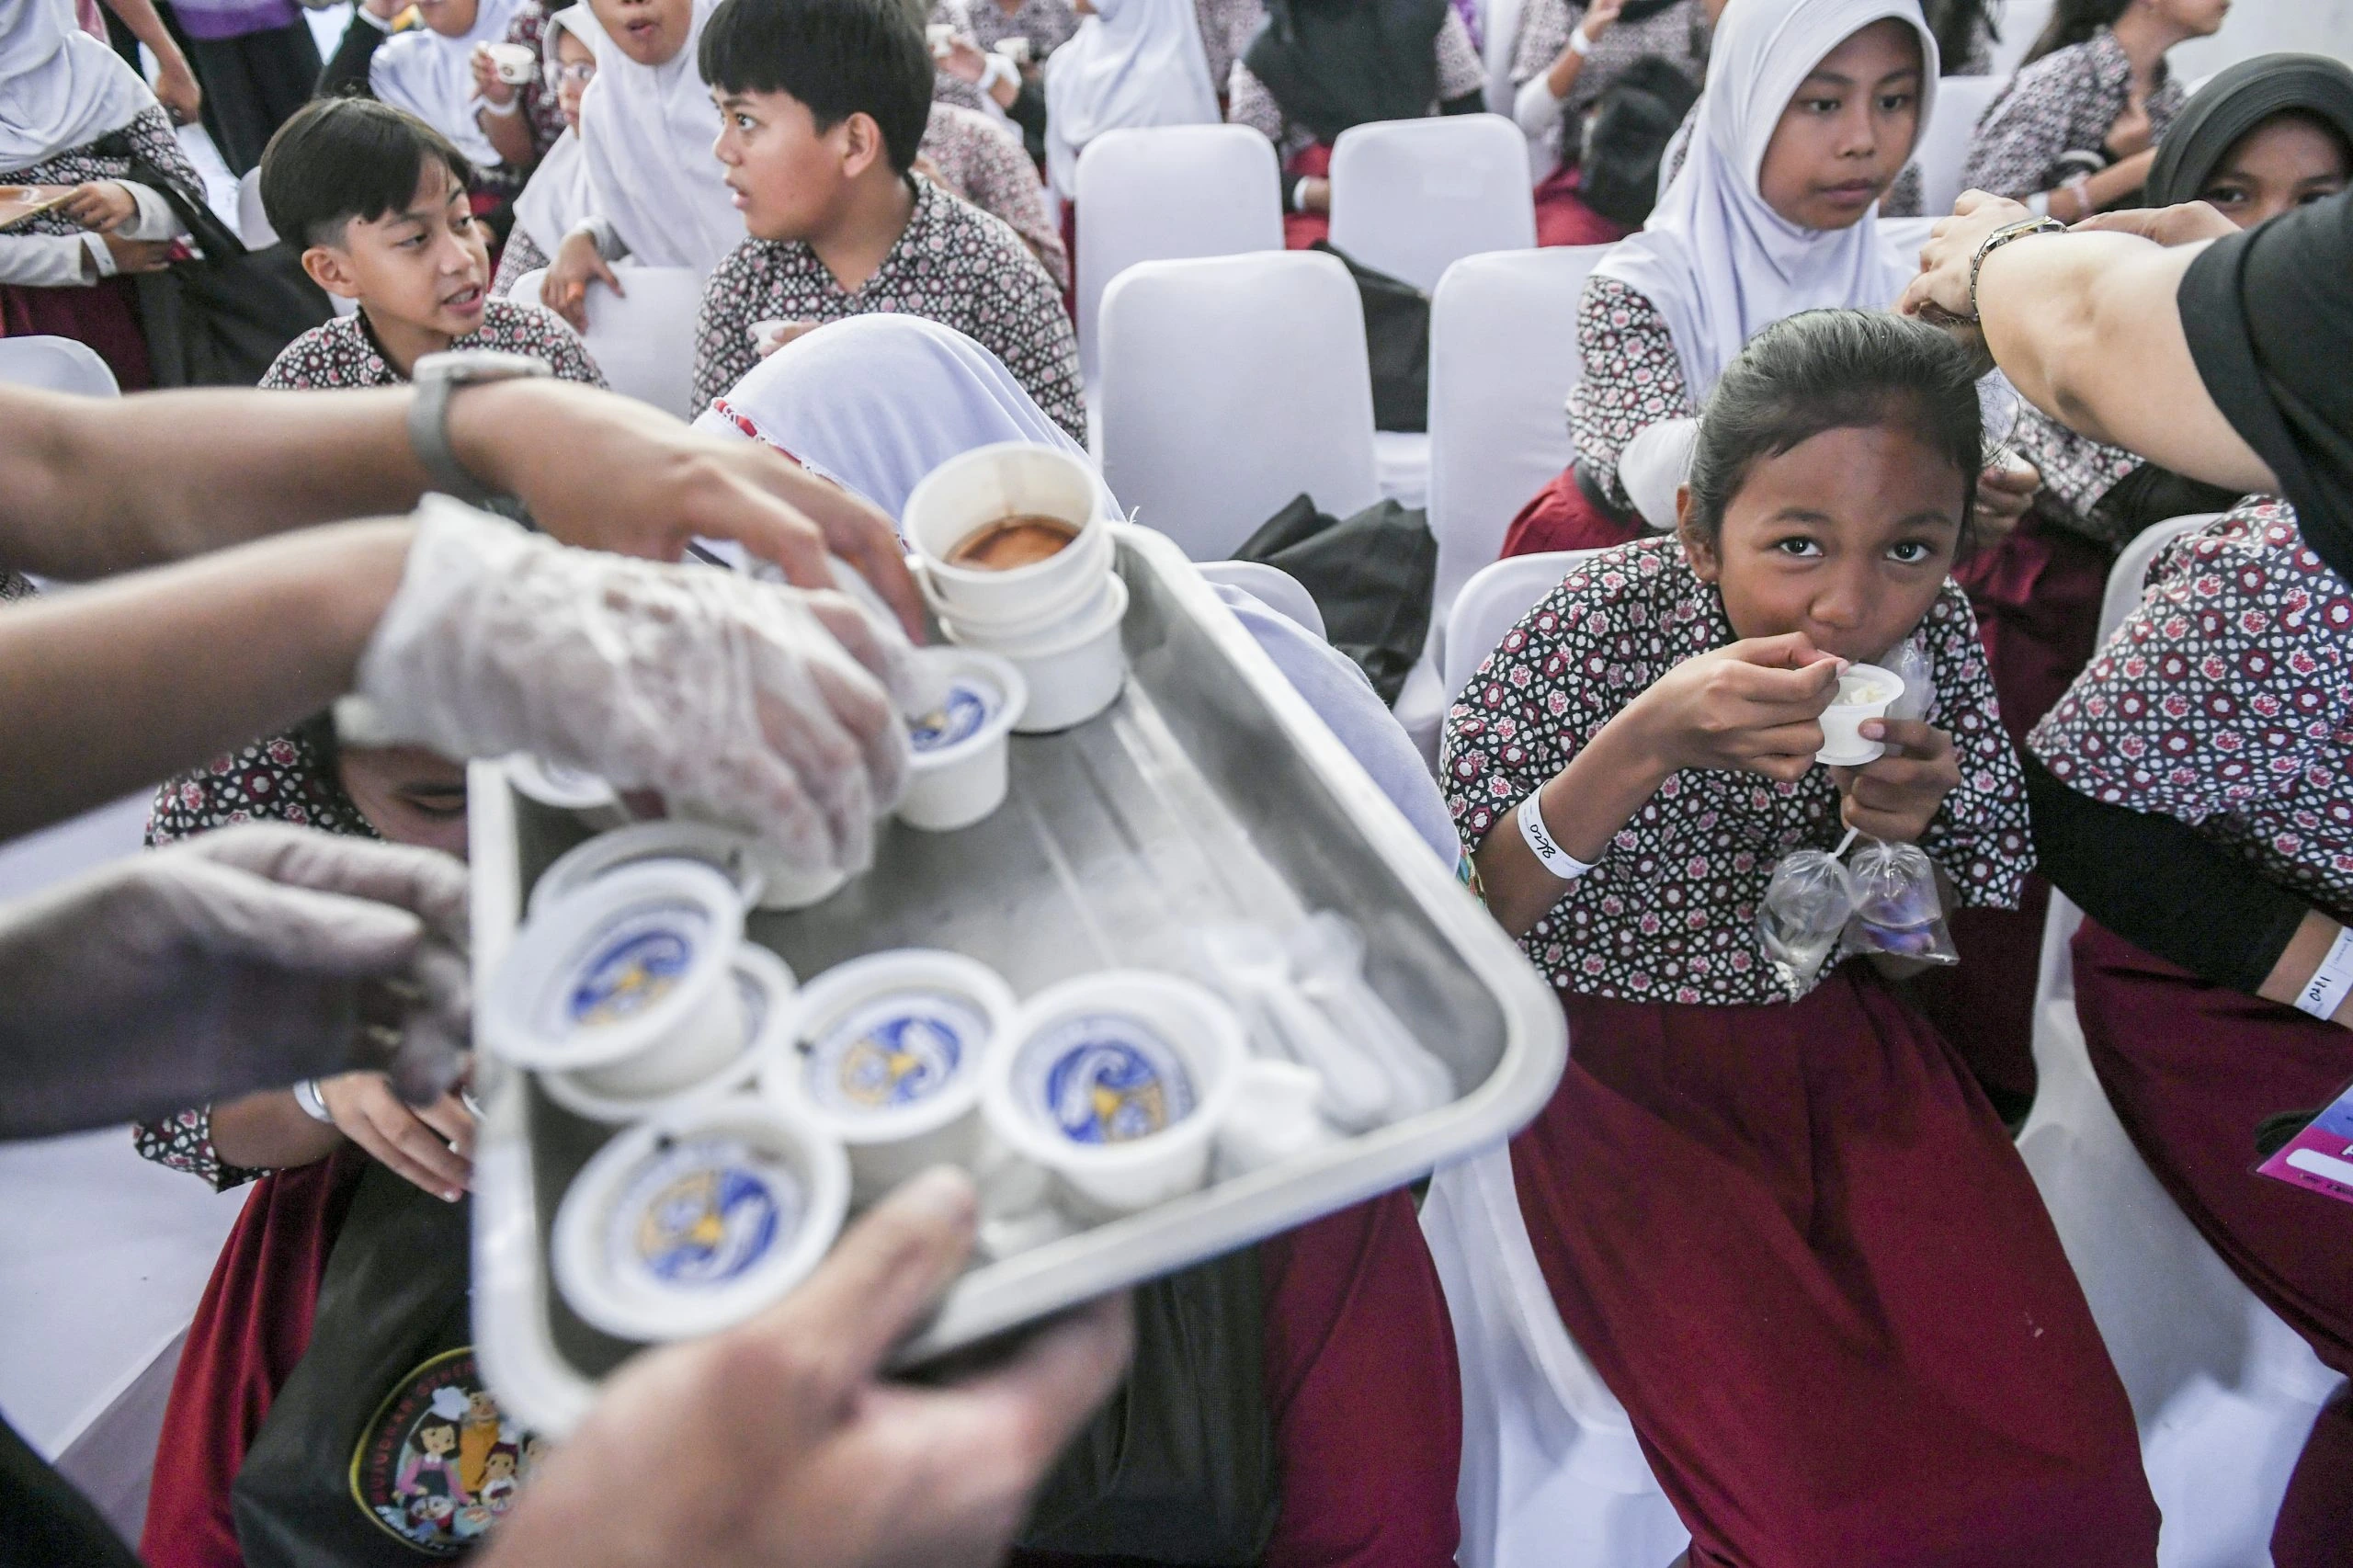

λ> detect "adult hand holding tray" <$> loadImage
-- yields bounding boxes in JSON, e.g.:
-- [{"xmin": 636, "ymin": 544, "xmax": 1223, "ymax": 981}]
[{"xmin": 464, "ymin": 526, "xmax": 1567, "ymax": 1439}]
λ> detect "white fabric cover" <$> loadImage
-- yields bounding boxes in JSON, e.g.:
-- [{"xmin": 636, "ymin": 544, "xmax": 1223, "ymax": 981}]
[
  {"xmin": 233, "ymin": 166, "xmax": 274, "ymax": 248},
  {"xmin": 1439, "ymin": 548, "xmax": 1589, "ymax": 704},
  {"xmin": 1073, "ymin": 122, "xmax": 1284, "ymax": 385},
  {"xmin": 691, "ymin": 312, "xmax": 1108, "ymax": 523},
  {"xmin": 0, "ymin": 0, "xmax": 153, "ymax": 172},
  {"xmin": 1198, "ymin": 560, "xmax": 1325, "ymax": 639},
  {"xmin": 1597, "ymin": 0, "xmax": 1937, "ymax": 399},
  {"xmin": 575, "ymin": 0, "xmax": 739, "ymax": 272},
  {"xmin": 510, "ymin": 263, "xmax": 702, "ymax": 417},
  {"xmin": 0, "ymin": 333, "xmax": 119, "ymax": 396},
  {"xmin": 1480, "ymin": 0, "xmax": 1528, "ymax": 115},
  {"xmin": 1325, "ymin": 112, "xmax": 1538, "ymax": 294},
  {"xmin": 1097, "ymin": 250, "xmax": 1380, "ymax": 561},
  {"xmin": 1909, "ymin": 71, "xmax": 2006, "ymax": 218},
  {"xmin": 2017, "ymin": 514, "xmax": 2347, "ymax": 1568},
  {"xmin": 1042, "ymin": 0, "xmax": 1220, "ymax": 202},
  {"xmin": 369, "ymin": 0, "xmax": 524, "ymax": 168}
]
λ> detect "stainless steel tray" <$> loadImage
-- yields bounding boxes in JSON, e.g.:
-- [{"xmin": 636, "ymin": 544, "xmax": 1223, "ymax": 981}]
[{"xmin": 470, "ymin": 526, "xmax": 1564, "ymax": 1437}]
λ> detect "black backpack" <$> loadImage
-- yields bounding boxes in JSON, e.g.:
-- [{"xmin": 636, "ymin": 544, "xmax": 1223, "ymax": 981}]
[{"xmin": 1579, "ymin": 57, "xmax": 1702, "ymax": 228}]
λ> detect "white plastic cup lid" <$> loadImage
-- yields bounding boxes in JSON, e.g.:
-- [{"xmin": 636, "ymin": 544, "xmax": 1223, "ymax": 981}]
[{"xmin": 1009, "ymin": 1012, "xmax": 1198, "ymax": 1145}]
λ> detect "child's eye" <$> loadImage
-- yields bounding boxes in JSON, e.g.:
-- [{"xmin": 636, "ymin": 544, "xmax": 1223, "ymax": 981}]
[
  {"xmin": 1773, "ymin": 536, "xmax": 1823, "ymax": 558},
  {"xmin": 2202, "ymin": 183, "xmax": 2248, "ymax": 207},
  {"xmin": 1877, "ymin": 92, "xmax": 1914, "ymax": 113},
  {"xmin": 734, "ymin": 113, "xmax": 756, "ymax": 131},
  {"xmin": 1887, "ymin": 540, "xmax": 1934, "ymax": 563},
  {"xmin": 1802, "ymin": 96, "xmax": 1842, "ymax": 115}
]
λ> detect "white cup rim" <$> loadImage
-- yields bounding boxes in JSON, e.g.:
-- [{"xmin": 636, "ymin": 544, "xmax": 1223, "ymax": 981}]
[
  {"xmin": 905, "ymin": 649, "xmax": 1029, "ymax": 772},
  {"xmin": 529, "ymin": 819, "xmax": 769, "ymax": 919},
  {"xmin": 942, "ymin": 574, "xmax": 1129, "ymax": 660},
  {"xmin": 764, "ymin": 949, "xmax": 1018, "ymax": 1144},
  {"xmin": 541, "ymin": 945, "xmax": 797, "ymax": 1122}
]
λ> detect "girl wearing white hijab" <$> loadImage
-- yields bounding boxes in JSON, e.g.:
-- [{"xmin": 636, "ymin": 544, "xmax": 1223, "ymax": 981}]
[
  {"xmin": 1041, "ymin": 0, "xmax": 1219, "ymax": 200},
  {"xmin": 369, "ymin": 0, "xmax": 527, "ymax": 172},
  {"xmin": 0, "ymin": 0, "xmax": 199, "ymax": 388},
  {"xmin": 492, "ymin": 3, "xmax": 602, "ymax": 295}
]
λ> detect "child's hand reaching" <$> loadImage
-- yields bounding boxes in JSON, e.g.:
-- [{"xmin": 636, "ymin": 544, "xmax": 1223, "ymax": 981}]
[
  {"xmin": 320, "ymin": 1072, "xmax": 475, "ymax": 1201},
  {"xmin": 1829, "ymin": 718, "xmax": 1960, "ymax": 843},
  {"xmin": 1627, "ymin": 632, "xmax": 1844, "ymax": 784},
  {"xmin": 62, "ymin": 181, "xmax": 138, "ymax": 233}
]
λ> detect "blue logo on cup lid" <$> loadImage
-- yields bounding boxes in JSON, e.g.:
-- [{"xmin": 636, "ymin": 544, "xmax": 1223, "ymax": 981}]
[
  {"xmin": 569, "ymin": 926, "xmax": 694, "ymax": 1028},
  {"xmin": 805, "ymin": 991, "xmax": 985, "ymax": 1114},
  {"xmin": 908, "ymin": 682, "xmax": 990, "ymax": 754},
  {"xmin": 607, "ymin": 1136, "xmax": 801, "ymax": 1291},
  {"xmin": 1024, "ymin": 1016, "xmax": 1195, "ymax": 1145}
]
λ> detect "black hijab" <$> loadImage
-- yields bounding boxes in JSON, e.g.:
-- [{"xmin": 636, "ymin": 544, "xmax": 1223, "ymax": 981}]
[
  {"xmin": 2146, "ymin": 52, "xmax": 2353, "ymax": 207},
  {"xmin": 1242, "ymin": 0, "xmax": 1452, "ymax": 146}
]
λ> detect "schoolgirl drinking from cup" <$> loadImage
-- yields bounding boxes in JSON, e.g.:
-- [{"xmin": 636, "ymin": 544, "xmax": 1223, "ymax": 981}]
[{"xmin": 1435, "ymin": 308, "xmax": 2159, "ymax": 1562}]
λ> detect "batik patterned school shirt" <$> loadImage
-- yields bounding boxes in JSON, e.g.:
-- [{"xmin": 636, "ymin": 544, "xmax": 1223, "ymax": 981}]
[
  {"xmin": 3, "ymin": 104, "xmax": 205, "ymax": 238},
  {"xmin": 1196, "ymin": 0, "xmax": 1266, "ymax": 98},
  {"xmin": 1510, "ymin": 0, "xmax": 1705, "ymax": 123},
  {"xmin": 1960, "ymin": 26, "xmax": 2184, "ymax": 200},
  {"xmin": 1226, "ymin": 8, "xmax": 1485, "ymax": 161},
  {"xmin": 1565, "ymin": 275, "xmax": 1691, "ymax": 511},
  {"xmin": 2007, "ymin": 403, "xmax": 2146, "ymax": 550},
  {"xmin": 1440, "ymin": 537, "xmax": 2031, "ymax": 1005},
  {"xmin": 921, "ymin": 101, "xmax": 1068, "ymax": 290},
  {"xmin": 257, "ymin": 297, "xmax": 606, "ymax": 389},
  {"xmin": 942, "ymin": 0, "xmax": 1080, "ymax": 61},
  {"xmin": 690, "ymin": 176, "xmax": 1084, "ymax": 440},
  {"xmin": 2032, "ymin": 499, "xmax": 2353, "ymax": 916}
]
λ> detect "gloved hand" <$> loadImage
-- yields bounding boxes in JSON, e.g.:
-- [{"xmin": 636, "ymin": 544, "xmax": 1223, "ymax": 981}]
[
  {"xmin": 0, "ymin": 824, "xmax": 470, "ymax": 1141},
  {"xmin": 347, "ymin": 500, "xmax": 914, "ymax": 876}
]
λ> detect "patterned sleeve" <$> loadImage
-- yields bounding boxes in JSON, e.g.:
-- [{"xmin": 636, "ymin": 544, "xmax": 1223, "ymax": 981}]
[
  {"xmin": 132, "ymin": 1107, "xmax": 268, "ymax": 1192},
  {"xmin": 1226, "ymin": 62, "xmax": 1288, "ymax": 146},
  {"xmin": 517, "ymin": 308, "xmax": 608, "ymax": 389},
  {"xmin": 1509, "ymin": 0, "xmax": 1569, "ymax": 85},
  {"xmin": 491, "ymin": 225, "xmax": 550, "ymax": 298},
  {"xmin": 937, "ymin": 112, "xmax": 1069, "ymax": 290},
  {"xmin": 1568, "ymin": 276, "xmax": 1694, "ymax": 510},
  {"xmin": 692, "ymin": 245, "xmax": 766, "ymax": 415},
  {"xmin": 1914, "ymin": 580, "xmax": 2034, "ymax": 909},
  {"xmin": 120, "ymin": 105, "xmax": 207, "ymax": 211},
  {"xmin": 980, "ymin": 244, "xmax": 1087, "ymax": 443},
  {"xmin": 2029, "ymin": 500, "xmax": 2353, "ymax": 826},
  {"xmin": 2009, "ymin": 402, "xmax": 2143, "ymax": 547},
  {"xmin": 1435, "ymin": 7, "xmax": 1483, "ymax": 102},
  {"xmin": 257, "ymin": 326, "xmax": 326, "ymax": 390},
  {"xmin": 1958, "ymin": 62, "xmax": 2075, "ymax": 199}
]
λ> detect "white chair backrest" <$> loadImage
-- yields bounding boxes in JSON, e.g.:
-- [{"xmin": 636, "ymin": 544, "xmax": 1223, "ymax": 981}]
[
  {"xmin": 2099, "ymin": 513, "xmax": 2219, "ymax": 642},
  {"xmin": 1443, "ymin": 549, "xmax": 1593, "ymax": 703},
  {"xmin": 1481, "ymin": 0, "xmax": 1529, "ymax": 115},
  {"xmin": 235, "ymin": 166, "xmax": 276, "ymax": 249},
  {"xmin": 0, "ymin": 335, "xmax": 119, "ymax": 397},
  {"xmin": 1911, "ymin": 74, "xmax": 2008, "ymax": 217},
  {"xmin": 515, "ymin": 265, "xmax": 706, "ymax": 418},
  {"xmin": 1426, "ymin": 245, "xmax": 1609, "ymax": 622},
  {"xmin": 1074, "ymin": 124, "xmax": 1284, "ymax": 385},
  {"xmin": 1098, "ymin": 250, "xmax": 1380, "ymax": 560},
  {"xmin": 1197, "ymin": 559, "xmax": 1326, "ymax": 639},
  {"xmin": 1328, "ymin": 115, "xmax": 1539, "ymax": 293}
]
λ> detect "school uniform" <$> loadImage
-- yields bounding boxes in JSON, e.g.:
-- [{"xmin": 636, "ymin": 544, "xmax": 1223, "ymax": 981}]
[
  {"xmin": 1508, "ymin": 0, "xmax": 1704, "ymax": 245},
  {"xmin": 922, "ymin": 100, "xmax": 1070, "ymax": 290},
  {"xmin": 689, "ymin": 176, "xmax": 1083, "ymax": 440},
  {"xmin": 1438, "ymin": 535, "xmax": 2159, "ymax": 1564},
  {"xmin": 257, "ymin": 297, "xmax": 606, "ymax": 390},
  {"xmin": 1960, "ymin": 25, "xmax": 2185, "ymax": 202}
]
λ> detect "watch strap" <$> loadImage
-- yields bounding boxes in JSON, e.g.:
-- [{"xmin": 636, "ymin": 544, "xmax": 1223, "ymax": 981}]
[
  {"xmin": 1967, "ymin": 215, "xmax": 2064, "ymax": 324},
  {"xmin": 405, "ymin": 349, "xmax": 551, "ymax": 506}
]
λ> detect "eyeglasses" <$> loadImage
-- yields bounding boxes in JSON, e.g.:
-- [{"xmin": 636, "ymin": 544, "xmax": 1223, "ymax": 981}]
[{"xmin": 547, "ymin": 61, "xmax": 597, "ymax": 85}]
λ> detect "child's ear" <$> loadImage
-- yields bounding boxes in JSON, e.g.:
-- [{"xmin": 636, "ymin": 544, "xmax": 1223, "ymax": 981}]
[
  {"xmin": 1676, "ymin": 484, "xmax": 1722, "ymax": 583},
  {"xmin": 301, "ymin": 244, "xmax": 361, "ymax": 300},
  {"xmin": 839, "ymin": 110, "xmax": 885, "ymax": 179}
]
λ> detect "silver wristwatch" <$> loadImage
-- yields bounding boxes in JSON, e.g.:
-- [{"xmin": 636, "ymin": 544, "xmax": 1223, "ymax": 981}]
[{"xmin": 406, "ymin": 348, "xmax": 552, "ymax": 506}]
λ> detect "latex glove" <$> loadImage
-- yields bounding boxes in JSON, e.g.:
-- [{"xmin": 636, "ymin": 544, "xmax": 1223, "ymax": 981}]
[
  {"xmin": 0, "ymin": 824, "xmax": 469, "ymax": 1141},
  {"xmin": 348, "ymin": 500, "xmax": 915, "ymax": 874}
]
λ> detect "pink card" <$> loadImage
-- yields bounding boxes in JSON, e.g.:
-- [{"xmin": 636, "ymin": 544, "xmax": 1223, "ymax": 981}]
[{"xmin": 2256, "ymin": 1081, "xmax": 2353, "ymax": 1207}]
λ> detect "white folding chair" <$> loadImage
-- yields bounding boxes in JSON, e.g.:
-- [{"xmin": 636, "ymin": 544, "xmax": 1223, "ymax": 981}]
[
  {"xmin": 1911, "ymin": 74, "xmax": 2008, "ymax": 217},
  {"xmin": 1197, "ymin": 560, "xmax": 1326, "ymax": 639},
  {"xmin": 513, "ymin": 264, "xmax": 706, "ymax": 418},
  {"xmin": 1393, "ymin": 246, "xmax": 1610, "ymax": 763},
  {"xmin": 2017, "ymin": 513, "xmax": 2347, "ymax": 1568},
  {"xmin": 1098, "ymin": 251, "xmax": 1380, "ymax": 561},
  {"xmin": 1327, "ymin": 114, "xmax": 1539, "ymax": 294},
  {"xmin": 1074, "ymin": 124, "xmax": 1284, "ymax": 386},
  {"xmin": 0, "ymin": 335, "xmax": 119, "ymax": 397},
  {"xmin": 234, "ymin": 167, "xmax": 276, "ymax": 249}
]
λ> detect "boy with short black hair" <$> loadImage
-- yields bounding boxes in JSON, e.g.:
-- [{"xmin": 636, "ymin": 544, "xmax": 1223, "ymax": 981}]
[
  {"xmin": 256, "ymin": 98, "xmax": 605, "ymax": 389},
  {"xmin": 688, "ymin": 0, "xmax": 1082, "ymax": 438}
]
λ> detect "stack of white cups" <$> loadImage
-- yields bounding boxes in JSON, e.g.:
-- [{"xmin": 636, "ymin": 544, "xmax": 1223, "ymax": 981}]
[{"xmin": 902, "ymin": 443, "xmax": 1129, "ymax": 733}]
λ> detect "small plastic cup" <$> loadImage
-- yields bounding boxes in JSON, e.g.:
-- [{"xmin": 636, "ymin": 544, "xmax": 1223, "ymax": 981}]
[
  {"xmin": 925, "ymin": 20, "xmax": 954, "ymax": 53},
  {"xmin": 551, "ymin": 1092, "xmax": 848, "ymax": 1341},
  {"xmin": 1815, "ymin": 663, "xmax": 1903, "ymax": 767},
  {"xmin": 543, "ymin": 945, "xmax": 796, "ymax": 1123},
  {"xmin": 899, "ymin": 649, "xmax": 1027, "ymax": 831},
  {"xmin": 994, "ymin": 34, "xmax": 1030, "ymax": 63},
  {"xmin": 982, "ymin": 971, "xmax": 1247, "ymax": 1219},
  {"xmin": 529, "ymin": 818, "xmax": 847, "ymax": 915},
  {"xmin": 482, "ymin": 860, "xmax": 745, "ymax": 1098},
  {"xmin": 901, "ymin": 443, "xmax": 1109, "ymax": 628},
  {"xmin": 763, "ymin": 949, "xmax": 1017, "ymax": 1203},
  {"xmin": 483, "ymin": 40, "xmax": 537, "ymax": 82},
  {"xmin": 941, "ymin": 574, "xmax": 1129, "ymax": 734},
  {"xmin": 506, "ymin": 754, "xmax": 630, "ymax": 830}
]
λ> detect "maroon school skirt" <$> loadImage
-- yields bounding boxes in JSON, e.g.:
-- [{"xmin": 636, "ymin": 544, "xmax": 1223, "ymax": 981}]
[
  {"xmin": 141, "ymin": 1148, "xmax": 367, "ymax": 1568},
  {"xmin": 1511, "ymin": 969, "xmax": 2159, "ymax": 1565},
  {"xmin": 1499, "ymin": 463, "xmax": 1644, "ymax": 558},
  {"xmin": 1531, "ymin": 164, "xmax": 1634, "ymax": 250},
  {"xmin": 1, "ymin": 276, "xmax": 153, "ymax": 391},
  {"xmin": 2073, "ymin": 917, "xmax": 2353, "ymax": 1564}
]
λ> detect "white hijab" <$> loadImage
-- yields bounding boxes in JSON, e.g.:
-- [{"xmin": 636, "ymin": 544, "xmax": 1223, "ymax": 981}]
[
  {"xmin": 369, "ymin": 0, "xmax": 526, "ymax": 168},
  {"xmin": 693, "ymin": 313, "xmax": 1113, "ymax": 523},
  {"xmin": 1042, "ymin": 0, "xmax": 1218, "ymax": 199},
  {"xmin": 576, "ymin": 0, "xmax": 739, "ymax": 272},
  {"xmin": 0, "ymin": 0, "xmax": 155, "ymax": 172},
  {"xmin": 511, "ymin": 5, "xmax": 599, "ymax": 255},
  {"xmin": 1595, "ymin": 0, "xmax": 1937, "ymax": 401}
]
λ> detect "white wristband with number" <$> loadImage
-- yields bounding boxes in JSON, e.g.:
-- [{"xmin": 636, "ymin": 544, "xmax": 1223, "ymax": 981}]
[
  {"xmin": 292, "ymin": 1077, "xmax": 336, "ymax": 1125},
  {"xmin": 1517, "ymin": 790, "xmax": 1597, "ymax": 881},
  {"xmin": 2295, "ymin": 925, "xmax": 2353, "ymax": 1021}
]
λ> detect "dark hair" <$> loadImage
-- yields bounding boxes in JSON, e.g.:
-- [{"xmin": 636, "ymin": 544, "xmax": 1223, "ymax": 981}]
[
  {"xmin": 1579, "ymin": 57, "xmax": 1701, "ymax": 227},
  {"xmin": 2024, "ymin": 0, "xmax": 2129, "ymax": 67},
  {"xmin": 698, "ymin": 0, "xmax": 931, "ymax": 175},
  {"xmin": 1684, "ymin": 310, "xmax": 1982, "ymax": 541},
  {"xmin": 259, "ymin": 97, "xmax": 474, "ymax": 250}
]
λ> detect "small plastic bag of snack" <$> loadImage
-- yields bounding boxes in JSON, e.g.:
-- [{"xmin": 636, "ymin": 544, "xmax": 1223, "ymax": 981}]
[
  {"xmin": 1843, "ymin": 839, "xmax": 1960, "ymax": 965},
  {"xmin": 1884, "ymin": 635, "xmax": 1934, "ymax": 723},
  {"xmin": 1757, "ymin": 848, "xmax": 1857, "ymax": 997}
]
